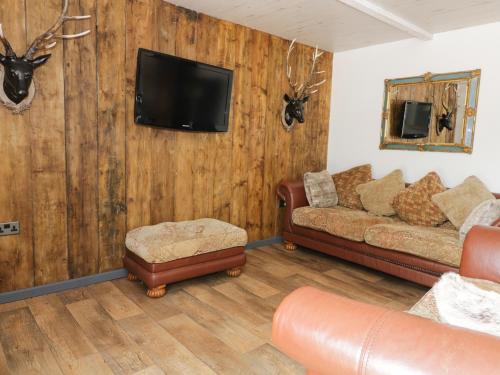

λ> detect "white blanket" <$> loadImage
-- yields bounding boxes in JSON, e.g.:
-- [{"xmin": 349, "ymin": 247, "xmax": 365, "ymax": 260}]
[{"xmin": 434, "ymin": 272, "xmax": 500, "ymax": 337}]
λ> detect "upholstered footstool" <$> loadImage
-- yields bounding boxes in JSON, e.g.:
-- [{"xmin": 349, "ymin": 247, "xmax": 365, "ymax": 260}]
[{"xmin": 123, "ymin": 218, "xmax": 247, "ymax": 298}]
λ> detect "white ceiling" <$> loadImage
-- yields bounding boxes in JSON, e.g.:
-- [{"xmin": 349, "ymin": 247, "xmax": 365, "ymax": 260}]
[{"xmin": 168, "ymin": 0, "xmax": 500, "ymax": 52}]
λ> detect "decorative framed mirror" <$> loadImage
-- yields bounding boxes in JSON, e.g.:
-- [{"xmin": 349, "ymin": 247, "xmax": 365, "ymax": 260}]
[{"xmin": 380, "ymin": 69, "xmax": 481, "ymax": 154}]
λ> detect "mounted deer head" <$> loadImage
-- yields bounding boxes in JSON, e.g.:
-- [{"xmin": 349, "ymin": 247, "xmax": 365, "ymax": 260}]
[
  {"xmin": 0, "ymin": 0, "xmax": 90, "ymax": 114},
  {"xmin": 282, "ymin": 39, "xmax": 326, "ymax": 131}
]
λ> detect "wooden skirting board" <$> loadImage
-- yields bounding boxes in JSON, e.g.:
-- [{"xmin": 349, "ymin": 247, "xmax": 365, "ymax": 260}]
[{"xmin": 0, "ymin": 237, "xmax": 282, "ymax": 304}]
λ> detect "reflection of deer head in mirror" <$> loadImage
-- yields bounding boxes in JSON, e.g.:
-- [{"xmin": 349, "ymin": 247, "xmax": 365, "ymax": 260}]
[
  {"xmin": 282, "ymin": 39, "xmax": 326, "ymax": 131},
  {"xmin": 437, "ymin": 83, "xmax": 457, "ymax": 135},
  {"xmin": 0, "ymin": 0, "xmax": 90, "ymax": 114}
]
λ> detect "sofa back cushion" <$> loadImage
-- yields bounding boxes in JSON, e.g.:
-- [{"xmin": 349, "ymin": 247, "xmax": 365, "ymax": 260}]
[
  {"xmin": 356, "ymin": 169, "xmax": 405, "ymax": 216},
  {"xmin": 432, "ymin": 176, "xmax": 494, "ymax": 228},
  {"xmin": 303, "ymin": 170, "xmax": 338, "ymax": 208},
  {"xmin": 393, "ymin": 172, "xmax": 448, "ymax": 226},
  {"xmin": 459, "ymin": 199, "xmax": 500, "ymax": 242},
  {"xmin": 332, "ymin": 164, "xmax": 372, "ymax": 210}
]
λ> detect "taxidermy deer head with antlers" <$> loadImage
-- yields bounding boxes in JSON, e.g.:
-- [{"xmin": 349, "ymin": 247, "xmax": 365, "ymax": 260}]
[
  {"xmin": 282, "ymin": 39, "xmax": 326, "ymax": 131},
  {"xmin": 437, "ymin": 83, "xmax": 457, "ymax": 135},
  {"xmin": 0, "ymin": 0, "xmax": 90, "ymax": 114}
]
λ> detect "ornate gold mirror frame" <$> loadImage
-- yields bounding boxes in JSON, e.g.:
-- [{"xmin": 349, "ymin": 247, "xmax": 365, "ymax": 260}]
[{"xmin": 380, "ymin": 69, "xmax": 481, "ymax": 153}]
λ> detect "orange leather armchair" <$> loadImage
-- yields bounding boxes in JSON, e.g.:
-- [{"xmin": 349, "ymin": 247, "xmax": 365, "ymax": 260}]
[{"xmin": 272, "ymin": 225, "xmax": 500, "ymax": 375}]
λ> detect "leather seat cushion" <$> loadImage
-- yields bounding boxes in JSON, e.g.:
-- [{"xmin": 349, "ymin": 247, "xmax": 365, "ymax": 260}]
[
  {"xmin": 409, "ymin": 276, "xmax": 500, "ymax": 321},
  {"xmin": 125, "ymin": 218, "xmax": 248, "ymax": 263},
  {"xmin": 364, "ymin": 223, "xmax": 462, "ymax": 267},
  {"xmin": 292, "ymin": 206, "xmax": 395, "ymax": 242}
]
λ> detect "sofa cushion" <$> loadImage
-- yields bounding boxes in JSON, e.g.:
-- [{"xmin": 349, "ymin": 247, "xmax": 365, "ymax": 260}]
[
  {"xmin": 393, "ymin": 172, "xmax": 448, "ymax": 226},
  {"xmin": 409, "ymin": 276, "xmax": 500, "ymax": 322},
  {"xmin": 432, "ymin": 176, "xmax": 494, "ymax": 229},
  {"xmin": 292, "ymin": 206, "xmax": 394, "ymax": 242},
  {"xmin": 459, "ymin": 199, "xmax": 500, "ymax": 242},
  {"xmin": 364, "ymin": 223, "xmax": 462, "ymax": 267},
  {"xmin": 125, "ymin": 218, "xmax": 248, "ymax": 263},
  {"xmin": 332, "ymin": 164, "xmax": 372, "ymax": 210},
  {"xmin": 303, "ymin": 170, "xmax": 338, "ymax": 208},
  {"xmin": 356, "ymin": 169, "xmax": 405, "ymax": 216}
]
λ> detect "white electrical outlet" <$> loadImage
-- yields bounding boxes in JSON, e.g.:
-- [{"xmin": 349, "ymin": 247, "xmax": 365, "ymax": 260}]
[{"xmin": 0, "ymin": 222, "xmax": 20, "ymax": 236}]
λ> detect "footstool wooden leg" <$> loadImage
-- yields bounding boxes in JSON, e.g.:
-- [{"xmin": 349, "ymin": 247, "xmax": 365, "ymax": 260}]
[
  {"xmin": 127, "ymin": 272, "xmax": 140, "ymax": 282},
  {"xmin": 226, "ymin": 267, "xmax": 242, "ymax": 277},
  {"xmin": 146, "ymin": 285, "xmax": 167, "ymax": 298},
  {"xmin": 283, "ymin": 241, "xmax": 297, "ymax": 251}
]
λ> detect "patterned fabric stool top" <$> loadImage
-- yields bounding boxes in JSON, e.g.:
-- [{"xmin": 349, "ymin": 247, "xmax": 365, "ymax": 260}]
[{"xmin": 125, "ymin": 218, "xmax": 248, "ymax": 263}]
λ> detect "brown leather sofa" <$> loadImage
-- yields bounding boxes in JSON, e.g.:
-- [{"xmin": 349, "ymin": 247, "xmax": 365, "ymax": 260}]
[
  {"xmin": 272, "ymin": 225, "xmax": 500, "ymax": 375},
  {"xmin": 277, "ymin": 180, "xmax": 500, "ymax": 287}
]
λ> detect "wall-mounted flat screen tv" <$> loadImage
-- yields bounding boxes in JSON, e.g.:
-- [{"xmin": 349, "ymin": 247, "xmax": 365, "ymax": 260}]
[
  {"xmin": 134, "ymin": 48, "xmax": 233, "ymax": 132},
  {"xmin": 399, "ymin": 100, "xmax": 432, "ymax": 139}
]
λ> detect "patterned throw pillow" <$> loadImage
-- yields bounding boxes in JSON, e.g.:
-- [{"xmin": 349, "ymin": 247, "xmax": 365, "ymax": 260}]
[
  {"xmin": 355, "ymin": 169, "xmax": 405, "ymax": 216},
  {"xmin": 393, "ymin": 172, "xmax": 448, "ymax": 226},
  {"xmin": 432, "ymin": 176, "xmax": 494, "ymax": 229},
  {"xmin": 303, "ymin": 170, "xmax": 338, "ymax": 208},
  {"xmin": 332, "ymin": 164, "xmax": 372, "ymax": 210},
  {"xmin": 459, "ymin": 199, "xmax": 500, "ymax": 242}
]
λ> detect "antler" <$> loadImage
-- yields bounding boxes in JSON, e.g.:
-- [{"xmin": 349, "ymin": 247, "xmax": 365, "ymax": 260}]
[
  {"xmin": 298, "ymin": 46, "xmax": 326, "ymax": 98},
  {"xmin": 285, "ymin": 39, "xmax": 326, "ymax": 99},
  {"xmin": 286, "ymin": 39, "xmax": 299, "ymax": 96},
  {"xmin": 0, "ymin": 24, "xmax": 16, "ymax": 57},
  {"xmin": 24, "ymin": 0, "xmax": 90, "ymax": 59}
]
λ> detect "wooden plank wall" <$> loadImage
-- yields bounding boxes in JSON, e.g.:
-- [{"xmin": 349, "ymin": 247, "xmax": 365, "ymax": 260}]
[{"xmin": 0, "ymin": 0, "xmax": 332, "ymax": 293}]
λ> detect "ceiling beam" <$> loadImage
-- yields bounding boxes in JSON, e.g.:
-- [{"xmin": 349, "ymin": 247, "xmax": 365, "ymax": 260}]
[{"xmin": 336, "ymin": 0, "xmax": 433, "ymax": 40}]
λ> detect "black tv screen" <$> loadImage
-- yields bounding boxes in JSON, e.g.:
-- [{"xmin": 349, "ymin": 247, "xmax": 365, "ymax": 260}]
[
  {"xmin": 399, "ymin": 101, "xmax": 432, "ymax": 139},
  {"xmin": 134, "ymin": 48, "xmax": 233, "ymax": 132}
]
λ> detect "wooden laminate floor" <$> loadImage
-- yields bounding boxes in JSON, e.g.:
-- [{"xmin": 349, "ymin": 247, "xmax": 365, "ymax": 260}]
[{"xmin": 0, "ymin": 245, "xmax": 428, "ymax": 374}]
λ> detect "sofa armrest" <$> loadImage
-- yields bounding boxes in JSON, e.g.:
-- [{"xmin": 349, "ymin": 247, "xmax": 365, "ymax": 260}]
[
  {"xmin": 460, "ymin": 225, "xmax": 500, "ymax": 283},
  {"xmin": 276, "ymin": 180, "xmax": 309, "ymax": 232},
  {"xmin": 272, "ymin": 287, "xmax": 500, "ymax": 375}
]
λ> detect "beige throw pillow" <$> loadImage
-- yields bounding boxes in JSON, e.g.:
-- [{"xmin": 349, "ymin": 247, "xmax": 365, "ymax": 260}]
[
  {"xmin": 304, "ymin": 170, "xmax": 338, "ymax": 208},
  {"xmin": 432, "ymin": 176, "xmax": 495, "ymax": 229},
  {"xmin": 459, "ymin": 199, "xmax": 500, "ymax": 242},
  {"xmin": 356, "ymin": 169, "xmax": 405, "ymax": 216}
]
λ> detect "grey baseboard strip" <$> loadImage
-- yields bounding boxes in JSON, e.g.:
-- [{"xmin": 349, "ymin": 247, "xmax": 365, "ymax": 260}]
[
  {"xmin": 245, "ymin": 236, "xmax": 282, "ymax": 249},
  {"xmin": 0, "ymin": 236, "xmax": 283, "ymax": 304},
  {"xmin": 0, "ymin": 269, "xmax": 129, "ymax": 305}
]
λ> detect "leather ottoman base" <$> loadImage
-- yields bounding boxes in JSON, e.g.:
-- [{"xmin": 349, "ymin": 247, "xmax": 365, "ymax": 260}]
[{"xmin": 123, "ymin": 247, "xmax": 246, "ymax": 290}]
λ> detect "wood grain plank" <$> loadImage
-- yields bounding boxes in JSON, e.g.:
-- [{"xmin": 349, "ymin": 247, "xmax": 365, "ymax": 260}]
[
  {"xmin": 150, "ymin": 0, "xmax": 177, "ymax": 225},
  {"xmin": 246, "ymin": 30, "xmax": 270, "ymax": 241},
  {"xmin": 126, "ymin": 0, "xmax": 158, "ymax": 231},
  {"xmin": 97, "ymin": 0, "xmax": 128, "ymax": 272},
  {"xmin": 166, "ymin": 290, "xmax": 265, "ymax": 353},
  {"xmin": 67, "ymin": 298, "xmax": 154, "ymax": 374},
  {"xmin": 87, "ymin": 281, "xmax": 143, "ymax": 321},
  {"xmin": 113, "ymin": 278, "xmax": 181, "ymax": 321},
  {"xmin": 0, "ymin": 307, "xmax": 63, "ymax": 374},
  {"xmin": 65, "ymin": 0, "xmax": 99, "ymax": 278},
  {"xmin": 27, "ymin": 0, "xmax": 69, "ymax": 285},
  {"xmin": 212, "ymin": 20, "xmax": 236, "ymax": 222},
  {"xmin": 0, "ymin": 0, "xmax": 34, "ymax": 292},
  {"xmin": 229, "ymin": 24, "xmax": 252, "ymax": 229},
  {"xmin": 26, "ymin": 294, "xmax": 99, "ymax": 372},
  {"xmin": 159, "ymin": 313, "xmax": 255, "ymax": 374},
  {"xmin": 172, "ymin": 6, "xmax": 198, "ymax": 221},
  {"xmin": 119, "ymin": 313, "xmax": 217, "ymax": 374}
]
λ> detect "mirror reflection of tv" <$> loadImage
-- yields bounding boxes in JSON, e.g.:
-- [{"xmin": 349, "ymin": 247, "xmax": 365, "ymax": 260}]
[
  {"xmin": 399, "ymin": 101, "xmax": 432, "ymax": 139},
  {"xmin": 134, "ymin": 48, "xmax": 233, "ymax": 132}
]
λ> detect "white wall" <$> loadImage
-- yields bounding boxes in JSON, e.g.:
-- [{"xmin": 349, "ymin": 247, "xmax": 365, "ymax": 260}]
[{"xmin": 328, "ymin": 22, "xmax": 500, "ymax": 192}]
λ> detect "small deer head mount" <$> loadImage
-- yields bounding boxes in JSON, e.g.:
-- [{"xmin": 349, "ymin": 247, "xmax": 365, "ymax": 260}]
[
  {"xmin": 0, "ymin": 0, "xmax": 90, "ymax": 114},
  {"xmin": 282, "ymin": 39, "xmax": 326, "ymax": 131}
]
